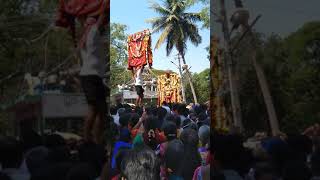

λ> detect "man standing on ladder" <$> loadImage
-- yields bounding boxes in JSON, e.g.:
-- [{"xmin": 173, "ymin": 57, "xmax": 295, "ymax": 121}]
[{"xmin": 55, "ymin": 0, "xmax": 109, "ymax": 144}]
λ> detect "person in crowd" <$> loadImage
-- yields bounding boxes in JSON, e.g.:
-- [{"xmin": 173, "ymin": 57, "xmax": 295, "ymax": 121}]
[
  {"xmin": 164, "ymin": 139, "xmax": 185, "ymax": 180},
  {"xmin": 110, "ymin": 128, "xmax": 132, "ymax": 171},
  {"xmin": 121, "ymin": 146, "xmax": 161, "ymax": 180},
  {"xmin": 180, "ymin": 129, "xmax": 202, "ymax": 180}
]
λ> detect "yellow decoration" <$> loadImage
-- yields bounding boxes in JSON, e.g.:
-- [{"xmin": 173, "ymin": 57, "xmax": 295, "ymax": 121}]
[
  {"xmin": 211, "ymin": 35, "xmax": 228, "ymax": 130},
  {"xmin": 157, "ymin": 73, "xmax": 182, "ymax": 105}
]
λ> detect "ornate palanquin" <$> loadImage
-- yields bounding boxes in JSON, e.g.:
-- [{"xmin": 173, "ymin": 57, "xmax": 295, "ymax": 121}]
[
  {"xmin": 157, "ymin": 73, "xmax": 182, "ymax": 105},
  {"xmin": 127, "ymin": 29, "xmax": 153, "ymax": 70},
  {"xmin": 211, "ymin": 35, "xmax": 228, "ymax": 130}
]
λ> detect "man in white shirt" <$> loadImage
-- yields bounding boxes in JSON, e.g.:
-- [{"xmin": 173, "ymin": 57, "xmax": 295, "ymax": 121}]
[{"xmin": 134, "ymin": 66, "xmax": 144, "ymax": 107}]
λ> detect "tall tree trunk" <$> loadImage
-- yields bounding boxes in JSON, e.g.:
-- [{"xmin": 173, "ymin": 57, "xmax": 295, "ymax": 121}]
[
  {"xmin": 178, "ymin": 55, "xmax": 187, "ymax": 103},
  {"xmin": 181, "ymin": 54, "xmax": 198, "ymax": 104},
  {"xmin": 219, "ymin": 0, "xmax": 243, "ymax": 131},
  {"xmin": 251, "ymin": 50, "xmax": 280, "ymax": 136}
]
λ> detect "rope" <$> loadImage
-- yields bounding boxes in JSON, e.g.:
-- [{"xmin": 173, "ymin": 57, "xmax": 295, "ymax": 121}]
[
  {"xmin": 45, "ymin": 47, "xmax": 80, "ymax": 76},
  {"xmin": 30, "ymin": 23, "xmax": 54, "ymax": 43}
]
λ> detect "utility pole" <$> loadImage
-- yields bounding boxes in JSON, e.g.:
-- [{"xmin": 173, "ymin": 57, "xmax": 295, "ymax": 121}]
[
  {"xmin": 219, "ymin": 0, "xmax": 243, "ymax": 131},
  {"xmin": 172, "ymin": 54, "xmax": 186, "ymax": 103}
]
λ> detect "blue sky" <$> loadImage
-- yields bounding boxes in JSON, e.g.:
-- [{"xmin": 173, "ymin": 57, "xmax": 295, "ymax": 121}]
[{"xmin": 111, "ymin": 0, "xmax": 210, "ymax": 73}]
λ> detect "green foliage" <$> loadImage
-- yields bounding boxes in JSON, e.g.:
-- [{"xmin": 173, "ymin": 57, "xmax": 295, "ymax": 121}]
[
  {"xmin": 232, "ymin": 21, "xmax": 320, "ymax": 135},
  {"xmin": 0, "ymin": 1, "xmax": 75, "ymax": 132},
  {"xmin": 185, "ymin": 68, "xmax": 210, "ymax": 104},
  {"xmin": 110, "ymin": 23, "xmax": 131, "ymax": 94},
  {"xmin": 147, "ymin": 0, "xmax": 202, "ymax": 58}
]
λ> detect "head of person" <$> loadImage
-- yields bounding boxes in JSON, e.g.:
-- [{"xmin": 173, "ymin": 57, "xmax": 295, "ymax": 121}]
[
  {"xmin": 157, "ymin": 107, "xmax": 167, "ymax": 121},
  {"xmin": 164, "ymin": 139, "xmax": 185, "ymax": 176},
  {"xmin": 117, "ymin": 108, "xmax": 126, "ymax": 117},
  {"xmin": 133, "ymin": 106, "xmax": 143, "ymax": 116},
  {"xmin": 166, "ymin": 114, "xmax": 181, "ymax": 129},
  {"xmin": 163, "ymin": 122, "xmax": 177, "ymax": 141},
  {"xmin": 198, "ymin": 125, "xmax": 210, "ymax": 147},
  {"xmin": 119, "ymin": 113, "xmax": 131, "ymax": 128},
  {"xmin": 143, "ymin": 116, "xmax": 160, "ymax": 150},
  {"xmin": 179, "ymin": 129, "xmax": 202, "ymax": 179},
  {"xmin": 172, "ymin": 103, "xmax": 179, "ymax": 114},
  {"xmin": 128, "ymin": 113, "xmax": 140, "ymax": 129},
  {"xmin": 121, "ymin": 146, "xmax": 160, "ymax": 180},
  {"xmin": 162, "ymin": 101, "xmax": 168, "ymax": 106},
  {"xmin": 177, "ymin": 104, "xmax": 188, "ymax": 116},
  {"xmin": 110, "ymin": 105, "xmax": 118, "ymax": 115}
]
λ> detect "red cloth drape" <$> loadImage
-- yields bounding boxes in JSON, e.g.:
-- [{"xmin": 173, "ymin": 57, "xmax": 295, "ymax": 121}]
[
  {"xmin": 55, "ymin": 0, "xmax": 109, "ymax": 47},
  {"xmin": 127, "ymin": 29, "xmax": 153, "ymax": 70}
]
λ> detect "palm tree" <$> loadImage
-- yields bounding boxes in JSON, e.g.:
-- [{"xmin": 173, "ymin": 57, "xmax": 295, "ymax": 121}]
[{"xmin": 147, "ymin": 0, "xmax": 202, "ymax": 104}]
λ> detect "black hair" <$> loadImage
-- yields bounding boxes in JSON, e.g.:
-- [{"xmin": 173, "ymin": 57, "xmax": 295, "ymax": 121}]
[
  {"xmin": 197, "ymin": 112, "xmax": 208, "ymax": 122},
  {"xmin": 165, "ymin": 114, "xmax": 181, "ymax": 128},
  {"xmin": 177, "ymin": 104, "xmax": 187, "ymax": 116},
  {"xmin": 157, "ymin": 107, "xmax": 167, "ymax": 128},
  {"xmin": 164, "ymin": 139, "xmax": 184, "ymax": 175},
  {"xmin": 143, "ymin": 116, "xmax": 160, "ymax": 150},
  {"xmin": 129, "ymin": 113, "xmax": 140, "ymax": 128},
  {"xmin": 179, "ymin": 129, "xmax": 201, "ymax": 180},
  {"xmin": 163, "ymin": 122, "xmax": 177, "ymax": 141},
  {"xmin": 134, "ymin": 106, "xmax": 143, "ymax": 117},
  {"xmin": 162, "ymin": 101, "xmax": 168, "ymax": 106},
  {"xmin": 145, "ymin": 106, "xmax": 158, "ymax": 116},
  {"xmin": 119, "ymin": 113, "xmax": 131, "ymax": 128},
  {"xmin": 157, "ymin": 107, "xmax": 167, "ymax": 120},
  {"xmin": 182, "ymin": 118, "xmax": 192, "ymax": 128},
  {"xmin": 121, "ymin": 146, "xmax": 160, "ymax": 180},
  {"xmin": 172, "ymin": 103, "xmax": 179, "ymax": 112},
  {"xmin": 110, "ymin": 105, "xmax": 117, "ymax": 115}
]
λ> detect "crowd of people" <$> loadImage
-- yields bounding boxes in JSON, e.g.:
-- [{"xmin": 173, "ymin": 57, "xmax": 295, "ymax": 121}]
[
  {"xmin": 0, "ymin": 102, "xmax": 211, "ymax": 180},
  {"xmin": 3, "ymin": 99, "xmax": 320, "ymax": 180},
  {"xmin": 212, "ymin": 124, "xmax": 320, "ymax": 180},
  {"xmin": 109, "ymin": 102, "xmax": 211, "ymax": 180}
]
